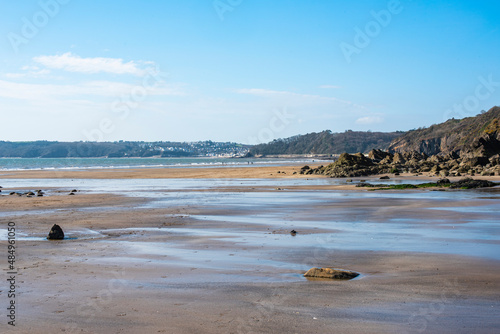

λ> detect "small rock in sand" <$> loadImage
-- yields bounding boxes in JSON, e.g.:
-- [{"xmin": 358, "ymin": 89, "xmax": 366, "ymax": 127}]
[
  {"xmin": 47, "ymin": 224, "xmax": 65, "ymax": 240},
  {"xmin": 304, "ymin": 267, "xmax": 359, "ymax": 280}
]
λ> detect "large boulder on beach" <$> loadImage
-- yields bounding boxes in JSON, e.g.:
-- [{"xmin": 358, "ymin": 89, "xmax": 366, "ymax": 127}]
[
  {"xmin": 304, "ymin": 267, "xmax": 359, "ymax": 280},
  {"xmin": 47, "ymin": 224, "xmax": 65, "ymax": 240},
  {"xmin": 319, "ymin": 153, "xmax": 379, "ymax": 177},
  {"xmin": 449, "ymin": 177, "xmax": 497, "ymax": 189}
]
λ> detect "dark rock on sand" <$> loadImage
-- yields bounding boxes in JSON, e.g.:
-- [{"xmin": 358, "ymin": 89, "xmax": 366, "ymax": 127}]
[
  {"xmin": 290, "ymin": 230, "xmax": 297, "ymax": 236},
  {"xmin": 437, "ymin": 178, "xmax": 451, "ymax": 185},
  {"xmin": 379, "ymin": 176, "xmax": 390, "ymax": 180},
  {"xmin": 449, "ymin": 177, "xmax": 497, "ymax": 189},
  {"xmin": 299, "ymin": 166, "xmax": 310, "ymax": 174},
  {"xmin": 304, "ymin": 267, "xmax": 359, "ymax": 280},
  {"xmin": 47, "ymin": 224, "xmax": 65, "ymax": 240}
]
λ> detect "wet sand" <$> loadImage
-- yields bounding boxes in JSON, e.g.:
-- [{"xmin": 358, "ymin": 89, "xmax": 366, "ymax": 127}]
[
  {"xmin": 1, "ymin": 167, "xmax": 500, "ymax": 333},
  {"xmin": 0, "ymin": 165, "xmax": 319, "ymax": 179},
  {"xmin": 2, "ymin": 165, "xmax": 498, "ymax": 182}
]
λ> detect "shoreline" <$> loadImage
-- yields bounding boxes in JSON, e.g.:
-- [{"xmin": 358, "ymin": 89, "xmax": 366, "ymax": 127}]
[{"xmin": 2, "ymin": 164, "xmax": 500, "ymax": 181}]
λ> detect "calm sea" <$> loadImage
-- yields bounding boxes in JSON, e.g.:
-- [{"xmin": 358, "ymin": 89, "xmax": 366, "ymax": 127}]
[{"xmin": 0, "ymin": 157, "xmax": 325, "ymax": 171}]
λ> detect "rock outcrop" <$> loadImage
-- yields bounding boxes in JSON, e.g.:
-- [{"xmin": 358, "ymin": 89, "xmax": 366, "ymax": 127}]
[{"xmin": 306, "ymin": 145, "xmax": 500, "ymax": 178}]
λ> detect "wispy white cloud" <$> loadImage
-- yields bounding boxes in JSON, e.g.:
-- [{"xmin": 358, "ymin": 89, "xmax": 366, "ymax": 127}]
[
  {"xmin": 236, "ymin": 88, "xmax": 361, "ymax": 108},
  {"xmin": 0, "ymin": 79, "xmax": 184, "ymax": 101},
  {"xmin": 33, "ymin": 52, "xmax": 149, "ymax": 76},
  {"xmin": 355, "ymin": 116, "xmax": 384, "ymax": 124},
  {"xmin": 236, "ymin": 88, "xmax": 335, "ymax": 101},
  {"xmin": 4, "ymin": 69, "xmax": 51, "ymax": 79}
]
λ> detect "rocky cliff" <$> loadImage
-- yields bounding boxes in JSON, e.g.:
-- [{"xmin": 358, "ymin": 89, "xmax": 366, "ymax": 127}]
[{"xmin": 388, "ymin": 106, "xmax": 500, "ymax": 157}]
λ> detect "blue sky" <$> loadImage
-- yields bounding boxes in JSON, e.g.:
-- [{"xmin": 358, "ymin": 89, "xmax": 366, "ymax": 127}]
[{"xmin": 1, "ymin": 0, "xmax": 499, "ymax": 144}]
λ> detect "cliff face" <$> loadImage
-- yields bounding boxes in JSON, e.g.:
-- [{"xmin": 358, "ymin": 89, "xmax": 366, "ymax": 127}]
[{"xmin": 388, "ymin": 106, "xmax": 500, "ymax": 157}]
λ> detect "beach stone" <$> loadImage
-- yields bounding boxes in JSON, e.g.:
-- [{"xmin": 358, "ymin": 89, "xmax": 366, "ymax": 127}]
[
  {"xmin": 449, "ymin": 177, "xmax": 497, "ymax": 189},
  {"xmin": 290, "ymin": 230, "xmax": 297, "ymax": 236},
  {"xmin": 437, "ymin": 178, "xmax": 451, "ymax": 185},
  {"xmin": 47, "ymin": 224, "xmax": 65, "ymax": 240},
  {"xmin": 304, "ymin": 267, "xmax": 359, "ymax": 280},
  {"xmin": 299, "ymin": 166, "xmax": 310, "ymax": 174},
  {"xmin": 379, "ymin": 176, "xmax": 390, "ymax": 180}
]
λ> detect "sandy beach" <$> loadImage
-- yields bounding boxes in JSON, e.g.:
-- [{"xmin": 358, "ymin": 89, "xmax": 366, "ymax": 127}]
[
  {"xmin": 1, "ymin": 166, "xmax": 500, "ymax": 333},
  {"xmin": 0, "ymin": 165, "xmax": 317, "ymax": 179}
]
